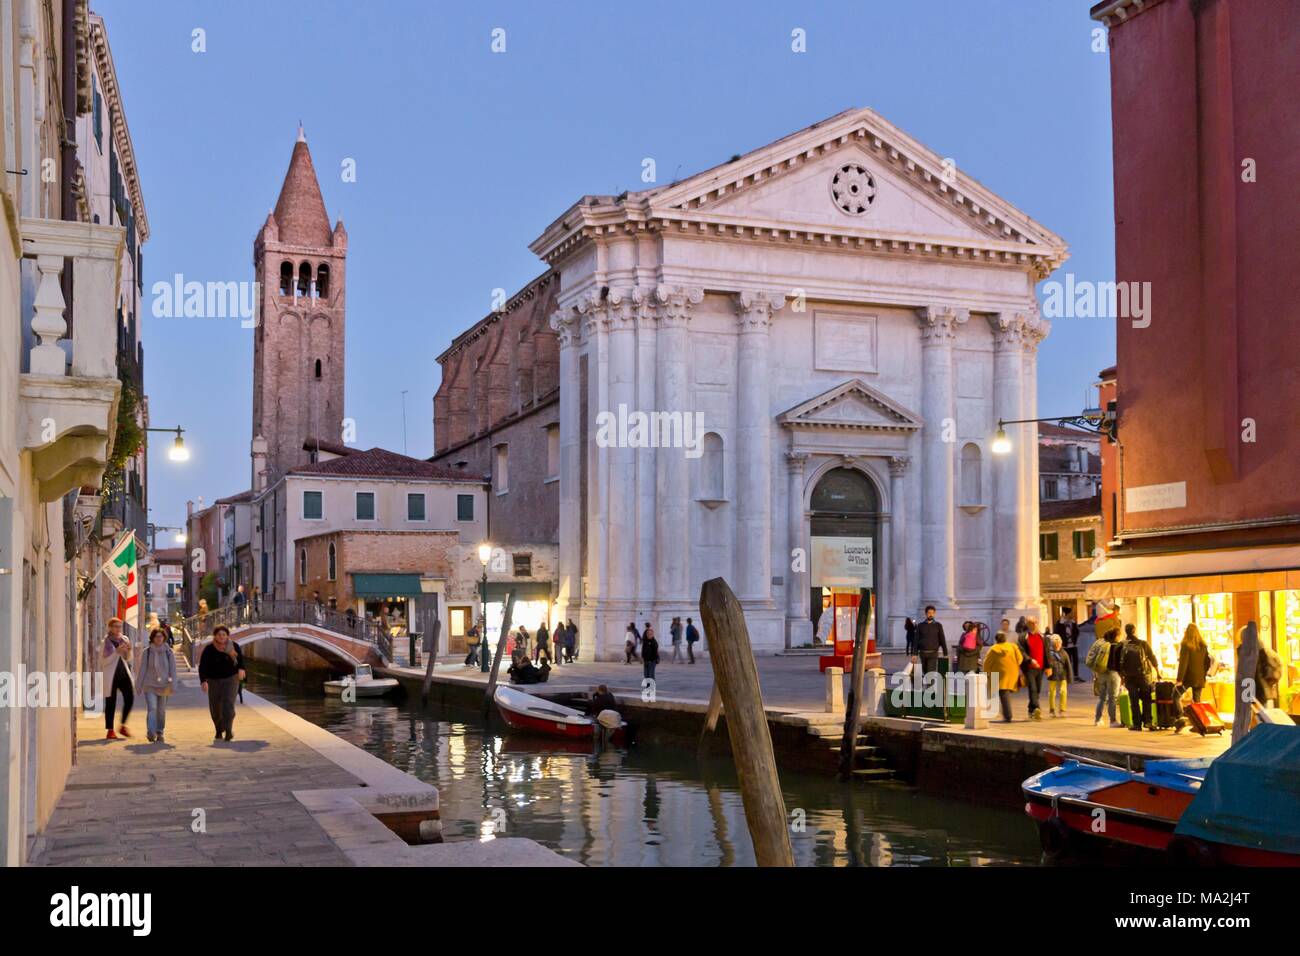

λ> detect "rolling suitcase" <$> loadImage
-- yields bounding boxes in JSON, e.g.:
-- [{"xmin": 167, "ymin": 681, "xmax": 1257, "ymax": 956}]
[
  {"xmin": 1155, "ymin": 680, "xmax": 1181, "ymax": 729},
  {"xmin": 1117, "ymin": 691, "xmax": 1133, "ymax": 728},
  {"xmin": 1186, "ymin": 700, "xmax": 1225, "ymax": 736},
  {"xmin": 1252, "ymin": 701, "xmax": 1296, "ymax": 726}
]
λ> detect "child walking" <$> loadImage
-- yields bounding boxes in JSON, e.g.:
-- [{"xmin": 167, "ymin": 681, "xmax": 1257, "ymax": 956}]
[{"xmin": 1046, "ymin": 634, "xmax": 1074, "ymax": 717}]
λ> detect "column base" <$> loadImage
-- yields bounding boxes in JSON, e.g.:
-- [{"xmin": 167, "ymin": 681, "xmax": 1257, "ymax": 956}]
[{"xmin": 786, "ymin": 617, "xmax": 814, "ymax": 649}]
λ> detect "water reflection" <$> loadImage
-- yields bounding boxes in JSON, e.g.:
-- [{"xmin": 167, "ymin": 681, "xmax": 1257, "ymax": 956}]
[{"xmin": 250, "ymin": 679, "xmax": 1039, "ymax": 867}]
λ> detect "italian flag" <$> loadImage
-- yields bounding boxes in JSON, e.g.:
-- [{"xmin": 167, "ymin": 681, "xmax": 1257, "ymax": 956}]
[{"xmin": 101, "ymin": 532, "xmax": 140, "ymax": 632}]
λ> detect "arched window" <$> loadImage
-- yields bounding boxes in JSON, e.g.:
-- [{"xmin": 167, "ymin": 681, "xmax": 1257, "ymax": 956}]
[
  {"xmin": 299, "ymin": 548, "xmax": 307, "ymax": 585},
  {"xmin": 279, "ymin": 261, "xmax": 293, "ymax": 295},
  {"xmin": 297, "ymin": 262, "xmax": 311, "ymax": 297},
  {"xmin": 314, "ymin": 358, "xmax": 322, "ymax": 379},
  {"xmin": 327, "ymin": 542, "xmax": 336, "ymax": 581},
  {"xmin": 316, "ymin": 263, "xmax": 330, "ymax": 298},
  {"xmin": 700, "ymin": 433, "xmax": 724, "ymax": 500},
  {"xmin": 961, "ymin": 443, "xmax": 983, "ymax": 506}
]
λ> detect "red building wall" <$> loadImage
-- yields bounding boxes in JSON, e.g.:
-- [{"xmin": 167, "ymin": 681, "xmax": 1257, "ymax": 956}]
[{"xmin": 1099, "ymin": 0, "xmax": 1300, "ymax": 545}]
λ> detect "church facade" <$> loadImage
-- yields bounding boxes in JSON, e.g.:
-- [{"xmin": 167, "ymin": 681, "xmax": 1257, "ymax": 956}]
[{"xmin": 532, "ymin": 108, "xmax": 1068, "ymax": 657}]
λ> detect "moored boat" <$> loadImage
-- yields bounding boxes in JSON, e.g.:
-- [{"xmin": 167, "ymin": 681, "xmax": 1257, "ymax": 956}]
[
  {"xmin": 324, "ymin": 663, "xmax": 399, "ymax": 698},
  {"xmin": 493, "ymin": 685, "xmax": 625, "ymax": 742}
]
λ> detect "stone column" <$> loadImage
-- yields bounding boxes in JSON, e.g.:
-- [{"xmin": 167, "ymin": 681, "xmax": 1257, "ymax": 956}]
[
  {"xmin": 734, "ymin": 291, "xmax": 784, "ymax": 602},
  {"xmin": 576, "ymin": 291, "xmax": 609, "ymax": 618},
  {"xmin": 888, "ymin": 455, "xmax": 910, "ymax": 646},
  {"xmin": 1021, "ymin": 313, "xmax": 1049, "ymax": 616},
  {"xmin": 653, "ymin": 286, "xmax": 701, "ymax": 608},
  {"xmin": 915, "ymin": 306, "xmax": 966, "ymax": 611},
  {"xmin": 551, "ymin": 307, "xmax": 581, "ymax": 616},
  {"xmin": 605, "ymin": 288, "xmax": 639, "ymax": 607},
  {"xmin": 635, "ymin": 294, "xmax": 657, "ymax": 609},
  {"xmin": 785, "ymin": 451, "xmax": 811, "ymax": 647},
  {"xmin": 989, "ymin": 311, "xmax": 1030, "ymax": 614}
]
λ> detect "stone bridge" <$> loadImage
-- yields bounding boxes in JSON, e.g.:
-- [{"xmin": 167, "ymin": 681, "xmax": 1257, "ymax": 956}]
[
  {"xmin": 191, "ymin": 623, "xmax": 385, "ymax": 669},
  {"xmin": 183, "ymin": 601, "xmax": 390, "ymax": 670}
]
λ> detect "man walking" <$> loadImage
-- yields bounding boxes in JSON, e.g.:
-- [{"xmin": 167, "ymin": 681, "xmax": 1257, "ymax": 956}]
[
  {"xmin": 669, "ymin": 617, "xmax": 685, "ymax": 663},
  {"xmin": 913, "ymin": 605, "xmax": 948, "ymax": 680},
  {"xmin": 1120, "ymin": 622, "xmax": 1159, "ymax": 731},
  {"xmin": 232, "ymin": 584, "xmax": 248, "ymax": 624},
  {"xmin": 685, "ymin": 618, "xmax": 700, "ymax": 664}
]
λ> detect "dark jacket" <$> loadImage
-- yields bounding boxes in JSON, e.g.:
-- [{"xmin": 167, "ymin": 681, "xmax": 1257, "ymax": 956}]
[
  {"xmin": 198, "ymin": 641, "xmax": 244, "ymax": 681},
  {"xmin": 589, "ymin": 690, "xmax": 618, "ymax": 714},
  {"xmin": 1052, "ymin": 618, "xmax": 1080, "ymax": 648},
  {"xmin": 642, "ymin": 636, "xmax": 660, "ymax": 663},
  {"xmin": 536, "ymin": 624, "xmax": 550, "ymax": 646},
  {"xmin": 1045, "ymin": 645, "xmax": 1073, "ymax": 682},
  {"xmin": 685, "ymin": 624, "xmax": 700, "ymax": 643},
  {"xmin": 904, "ymin": 619, "xmax": 917, "ymax": 654},
  {"xmin": 914, "ymin": 619, "xmax": 947, "ymax": 655},
  {"xmin": 1176, "ymin": 643, "xmax": 1212, "ymax": 690},
  {"xmin": 1120, "ymin": 637, "xmax": 1158, "ymax": 683}
]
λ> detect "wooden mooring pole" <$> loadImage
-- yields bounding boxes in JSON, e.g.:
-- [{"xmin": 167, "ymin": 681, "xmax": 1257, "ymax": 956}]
[
  {"xmin": 698, "ymin": 577, "xmax": 794, "ymax": 867},
  {"xmin": 838, "ymin": 588, "xmax": 874, "ymax": 780},
  {"xmin": 482, "ymin": 591, "xmax": 516, "ymax": 716},
  {"xmin": 697, "ymin": 682, "xmax": 723, "ymax": 755},
  {"xmin": 420, "ymin": 617, "xmax": 442, "ymax": 702}
]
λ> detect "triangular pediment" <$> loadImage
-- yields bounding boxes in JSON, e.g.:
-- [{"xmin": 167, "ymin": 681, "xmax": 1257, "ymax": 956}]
[
  {"xmin": 647, "ymin": 107, "xmax": 1064, "ymax": 251},
  {"xmin": 777, "ymin": 379, "xmax": 923, "ymax": 432}
]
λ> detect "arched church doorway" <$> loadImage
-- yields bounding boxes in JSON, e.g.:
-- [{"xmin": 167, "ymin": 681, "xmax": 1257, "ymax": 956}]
[{"xmin": 809, "ymin": 467, "xmax": 880, "ymax": 651}]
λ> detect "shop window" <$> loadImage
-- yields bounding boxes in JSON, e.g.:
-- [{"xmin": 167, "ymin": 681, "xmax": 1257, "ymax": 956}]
[
  {"xmin": 407, "ymin": 493, "xmax": 426, "ymax": 521},
  {"xmin": 1072, "ymin": 528, "xmax": 1096, "ymax": 559},
  {"xmin": 356, "ymin": 492, "xmax": 375, "ymax": 520},
  {"xmin": 303, "ymin": 490, "xmax": 323, "ymax": 520},
  {"xmin": 457, "ymin": 494, "xmax": 475, "ymax": 521},
  {"xmin": 1039, "ymin": 532, "xmax": 1058, "ymax": 561},
  {"xmin": 327, "ymin": 542, "xmax": 336, "ymax": 581},
  {"xmin": 513, "ymin": 553, "xmax": 532, "ymax": 577}
]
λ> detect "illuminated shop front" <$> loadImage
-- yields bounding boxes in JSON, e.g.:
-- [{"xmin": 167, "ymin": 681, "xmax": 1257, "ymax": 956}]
[
  {"xmin": 482, "ymin": 583, "xmax": 557, "ymax": 649},
  {"xmin": 1085, "ymin": 549, "xmax": 1300, "ymax": 718}
]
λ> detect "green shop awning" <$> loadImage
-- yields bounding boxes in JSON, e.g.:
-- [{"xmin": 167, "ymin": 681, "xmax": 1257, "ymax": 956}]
[{"xmin": 351, "ymin": 573, "xmax": 424, "ymax": 599}]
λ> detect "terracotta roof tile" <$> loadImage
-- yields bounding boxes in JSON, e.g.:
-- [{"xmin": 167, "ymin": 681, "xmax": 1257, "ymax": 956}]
[
  {"xmin": 273, "ymin": 136, "xmax": 332, "ymax": 247},
  {"xmin": 287, "ymin": 446, "xmax": 484, "ymax": 483}
]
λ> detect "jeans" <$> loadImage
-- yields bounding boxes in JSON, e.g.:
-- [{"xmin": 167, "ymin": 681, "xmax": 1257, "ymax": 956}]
[
  {"xmin": 1048, "ymin": 679, "xmax": 1068, "ymax": 713},
  {"xmin": 687, "ymin": 641, "xmax": 696, "ymax": 663},
  {"xmin": 625, "ymin": 642, "xmax": 639, "ymax": 663},
  {"xmin": 1127, "ymin": 678, "xmax": 1153, "ymax": 728},
  {"xmin": 206, "ymin": 675, "xmax": 239, "ymax": 736},
  {"xmin": 144, "ymin": 690, "xmax": 168, "ymax": 735},
  {"xmin": 1024, "ymin": 668, "xmax": 1043, "ymax": 715},
  {"xmin": 1095, "ymin": 671, "xmax": 1120, "ymax": 723},
  {"xmin": 104, "ymin": 661, "xmax": 133, "ymax": 729},
  {"xmin": 643, "ymin": 660, "xmax": 657, "ymax": 681},
  {"xmin": 671, "ymin": 642, "xmax": 684, "ymax": 663}
]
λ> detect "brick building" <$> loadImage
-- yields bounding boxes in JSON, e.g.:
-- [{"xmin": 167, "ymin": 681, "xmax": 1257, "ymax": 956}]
[{"xmin": 1085, "ymin": 0, "xmax": 1300, "ymax": 717}]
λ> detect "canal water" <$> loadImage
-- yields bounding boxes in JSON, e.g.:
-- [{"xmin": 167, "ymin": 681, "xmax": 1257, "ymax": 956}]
[{"xmin": 249, "ymin": 677, "xmax": 1041, "ymax": 867}]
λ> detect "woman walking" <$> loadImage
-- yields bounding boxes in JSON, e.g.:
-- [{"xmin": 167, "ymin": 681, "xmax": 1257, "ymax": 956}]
[
  {"xmin": 1176, "ymin": 623, "xmax": 1212, "ymax": 703},
  {"xmin": 955, "ymin": 621, "xmax": 982, "ymax": 674},
  {"xmin": 641, "ymin": 623, "xmax": 660, "ymax": 683},
  {"xmin": 670, "ymin": 617, "xmax": 685, "ymax": 663},
  {"xmin": 624, "ymin": 622, "xmax": 641, "ymax": 664},
  {"xmin": 199, "ymin": 625, "xmax": 245, "ymax": 742},
  {"xmin": 101, "ymin": 617, "xmax": 135, "ymax": 739},
  {"xmin": 139, "ymin": 627, "xmax": 177, "ymax": 743}
]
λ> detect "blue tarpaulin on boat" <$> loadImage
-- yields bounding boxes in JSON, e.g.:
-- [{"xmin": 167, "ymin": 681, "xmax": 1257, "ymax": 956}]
[{"xmin": 1174, "ymin": 724, "xmax": 1300, "ymax": 853}]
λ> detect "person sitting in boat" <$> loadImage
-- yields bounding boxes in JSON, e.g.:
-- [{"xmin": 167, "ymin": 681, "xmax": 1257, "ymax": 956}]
[{"xmin": 587, "ymin": 684, "xmax": 618, "ymax": 715}]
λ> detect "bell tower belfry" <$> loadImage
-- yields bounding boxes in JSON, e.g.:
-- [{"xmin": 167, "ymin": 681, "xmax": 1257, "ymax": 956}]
[{"xmin": 251, "ymin": 124, "xmax": 347, "ymax": 484}]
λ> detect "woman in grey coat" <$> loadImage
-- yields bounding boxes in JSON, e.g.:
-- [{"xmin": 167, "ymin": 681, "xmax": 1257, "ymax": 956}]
[{"xmin": 139, "ymin": 628, "xmax": 177, "ymax": 743}]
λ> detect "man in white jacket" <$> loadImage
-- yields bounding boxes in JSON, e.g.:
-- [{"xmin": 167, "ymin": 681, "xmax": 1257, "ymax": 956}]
[{"xmin": 101, "ymin": 617, "xmax": 135, "ymax": 739}]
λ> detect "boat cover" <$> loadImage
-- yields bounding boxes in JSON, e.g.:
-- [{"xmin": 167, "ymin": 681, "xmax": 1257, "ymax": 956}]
[{"xmin": 1174, "ymin": 724, "xmax": 1300, "ymax": 853}]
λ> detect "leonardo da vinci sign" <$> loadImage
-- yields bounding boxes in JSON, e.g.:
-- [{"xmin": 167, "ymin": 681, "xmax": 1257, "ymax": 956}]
[{"xmin": 811, "ymin": 537, "xmax": 874, "ymax": 588}]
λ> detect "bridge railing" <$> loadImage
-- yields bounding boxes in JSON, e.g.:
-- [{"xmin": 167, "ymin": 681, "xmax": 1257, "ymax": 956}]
[{"xmin": 181, "ymin": 600, "xmax": 393, "ymax": 663}]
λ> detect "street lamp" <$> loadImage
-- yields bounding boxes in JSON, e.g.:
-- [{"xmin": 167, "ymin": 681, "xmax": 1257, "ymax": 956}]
[
  {"xmin": 478, "ymin": 542, "xmax": 493, "ymax": 673},
  {"xmin": 991, "ymin": 402, "xmax": 1117, "ymax": 455},
  {"xmin": 147, "ymin": 426, "xmax": 190, "ymax": 463}
]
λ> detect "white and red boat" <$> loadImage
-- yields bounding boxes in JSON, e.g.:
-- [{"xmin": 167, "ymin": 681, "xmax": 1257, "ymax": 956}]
[{"xmin": 493, "ymin": 685, "xmax": 625, "ymax": 743}]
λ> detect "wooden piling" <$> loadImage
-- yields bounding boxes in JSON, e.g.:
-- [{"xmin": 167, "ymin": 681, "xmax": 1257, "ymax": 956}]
[
  {"xmin": 838, "ymin": 588, "xmax": 873, "ymax": 780},
  {"xmin": 697, "ymin": 682, "xmax": 723, "ymax": 755},
  {"xmin": 698, "ymin": 577, "xmax": 794, "ymax": 867},
  {"xmin": 482, "ymin": 591, "xmax": 516, "ymax": 715},
  {"xmin": 420, "ymin": 617, "xmax": 442, "ymax": 702}
]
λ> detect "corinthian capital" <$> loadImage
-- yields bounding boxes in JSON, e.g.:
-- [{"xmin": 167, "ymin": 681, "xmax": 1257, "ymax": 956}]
[
  {"xmin": 734, "ymin": 289, "xmax": 786, "ymax": 331},
  {"xmin": 653, "ymin": 284, "xmax": 704, "ymax": 328},
  {"xmin": 549, "ymin": 305, "xmax": 581, "ymax": 348},
  {"xmin": 915, "ymin": 305, "xmax": 969, "ymax": 345}
]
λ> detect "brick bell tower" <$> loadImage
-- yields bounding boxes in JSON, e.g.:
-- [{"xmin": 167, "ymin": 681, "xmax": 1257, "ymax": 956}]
[{"xmin": 251, "ymin": 124, "xmax": 348, "ymax": 485}]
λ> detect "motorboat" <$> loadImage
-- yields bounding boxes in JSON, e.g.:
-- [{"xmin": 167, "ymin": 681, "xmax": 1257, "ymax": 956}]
[
  {"xmin": 1023, "ymin": 749, "xmax": 1210, "ymax": 860},
  {"xmin": 493, "ymin": 685, "xmax": 625, "ymax": 742},
  {"xmin": 324, "ymin": 664, "xmax": 399, "ymax": 698}
]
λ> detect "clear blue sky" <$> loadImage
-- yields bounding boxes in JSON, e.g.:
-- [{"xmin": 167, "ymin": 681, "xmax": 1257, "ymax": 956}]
[{"xmin": 98, "ymin": 0, "xmax": 1116, "ymax": 530}]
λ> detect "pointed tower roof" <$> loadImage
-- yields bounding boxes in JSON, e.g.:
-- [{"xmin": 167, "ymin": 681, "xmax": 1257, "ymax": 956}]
[{"xmin": 272, "ymin": 127, "xmax": 332, "ymax": 247}]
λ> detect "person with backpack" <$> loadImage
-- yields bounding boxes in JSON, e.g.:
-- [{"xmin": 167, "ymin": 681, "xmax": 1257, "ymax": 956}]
[
  {"xmin": 1119, "ymin": 623, "xmax": 1159, "ymax": 731},
  {"xmin": 1045, "ymin": 634, "xmax": 1074, "ymax": 717},
  {"xmin": 1087, "ymin": 626, "xmax": 1123, "ymax": 727},
  {"xmin": 955, "ymin": 621, "xmax": 982, "ymax": 674},
  {"xmin": 685, "ymin": 618, "xmax": 700, "ymax": 664}
]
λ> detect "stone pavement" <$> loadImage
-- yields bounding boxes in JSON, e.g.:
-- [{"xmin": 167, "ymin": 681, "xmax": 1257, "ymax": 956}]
[
  {"xmin": 390, "ymin": 653, "xmax": 1234, "ymax": 762},
  {"xmin": 30, "ymin": 661, "xmax": 359, "ymax": 867}
]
